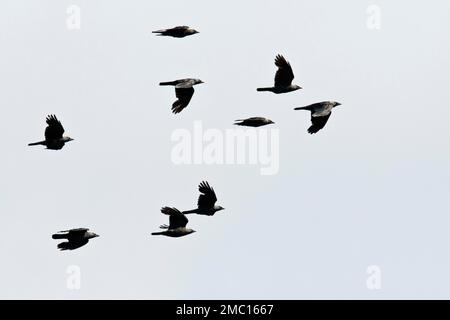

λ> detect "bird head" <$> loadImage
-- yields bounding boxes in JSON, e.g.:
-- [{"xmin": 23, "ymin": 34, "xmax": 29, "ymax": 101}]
[
  {"xmin": 194, "ymin": 79, "xmax": 204, "ymax": 85},
  {"xmin": 332, "ymin": 101, "xmax": 342, "ymax": 107},
  {"xmin": 187, "ymin": 229, "xmax": 196, "ymax": 235},
  {"xmin": 187, "ymin": 28, "xmax": 199, "ymax": 35},
  {"xmin": 292, "ymin": 85, "xmax": 302, "ymax": 91},
  {"xmin": 86, "ymin": 232, "xmax": 99, "ymax": 239},
  {"xmin": 63, "ymin": 136, "xmax": 74, "ymax": 143},
  {"xmin": 216, "ymin": 206, "xmax": 225, "ymax": 212},
  {"xmin": 267, "ymin": 119, "xmax": 275, "ymax": 124}
]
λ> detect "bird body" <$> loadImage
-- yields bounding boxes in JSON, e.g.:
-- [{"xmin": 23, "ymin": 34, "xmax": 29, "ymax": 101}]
[
  {"xmin": 152, "ymin": 26, "xmax": 199, "ymax": 38},
  {"xmin": 294, "ymin": 101, "xmax": 341, "ymax": 134},
  {"xmin": 160, "ymin": 78, "xmax": 204, "ymax": 114},
  {"xmin": 28, "ymin": 115, "xmax": 73, "ymax": 150},
  {"xmin": 234, "ymin": 117, "xmax": 274, "ymax": 127},
  {"xmin": 52, "ymin": 228, "xmax": 99, "ymax": 251},
  {"xmin": 182, "ymin": 181, "xmax": 224, "ymax": 216},
  {"xmin": 152, "ymin": 207, "xmax": 195, "ymax": 237},
  {"xmin": 257, "ymin": 54, "xmax": 302, "ymax": 94}
]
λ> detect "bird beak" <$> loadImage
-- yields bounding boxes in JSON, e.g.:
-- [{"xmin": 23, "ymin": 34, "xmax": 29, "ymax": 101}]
[
  {"xmin": 93, "ymin": 234, "xmax": 99, "ymax": 238},
  {"xmin": 336, "ymin": 102, "xmax": 342, "ymax": 106}
]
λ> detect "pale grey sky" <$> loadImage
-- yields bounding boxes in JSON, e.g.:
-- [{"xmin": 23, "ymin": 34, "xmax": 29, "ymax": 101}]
[{"xmin": 0, "ymin": 0, "xmax": 449, "ymax": 299}]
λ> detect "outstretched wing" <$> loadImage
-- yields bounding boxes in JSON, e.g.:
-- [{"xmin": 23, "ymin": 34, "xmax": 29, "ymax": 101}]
[
  {"xmin": 172, "ymin": 26, "xmax": 189, "ymax": 31},
  {"xmin": 274, "ymin": 54, "xmax": 294, "ymax": 87},
  {"xmin": 172, "ymin": 86, "xmax": 194, "ymax": 114},
  {"xmin": 57, "ymin": 239, "xmax": 89, "ymax": 251},
  {"xmin": 197, "ymin": 181, "xmax": 217, "ymax": 209},
  {"xmin": 45, "ymin": 115, "xmax": 65, "ymax": 140},
  {"xmin": 58, "ymin": 228, "xmax": 89, "ymax": 234},
  {"xmin": 308, "ymin": 113, "xmax": 331, "ymax": 134},
  {"xmin": 161, "ymin": 207, "xmax": 188, "ymax": 229}
]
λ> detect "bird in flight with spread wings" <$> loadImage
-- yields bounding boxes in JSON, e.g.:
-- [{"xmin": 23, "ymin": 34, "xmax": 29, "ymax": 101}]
[
  {"xmin": 52, "ymin": 228, "xmax": 99, "ymax": 251},
  {"xmin": 28, "ymin": 115, "xmax": 74, "ymax": 150},
  {"xmin": 294, "ymin": 101, "xmax": 342, "ymax": 134},
  {"xmin": 183, "ymin": 181, "xmax": 225, "ymax": 216},
  {"xmin": 257, "ymin": 54, "xmax": 302, "ymax": 94},
  {"xmin": 234, "ymin": 117, "xmax": 275, "ymax": 127},
  {"xmin": 151, "ymin": 207, "xmax": 196, "ymax": 237},
  {"xmin": 152, "ymin": 26, "xmax": 199, "ymax": 38},
  {"xmin": 159, "ymin": 78, "xmax": 204, "ymax": 114}
]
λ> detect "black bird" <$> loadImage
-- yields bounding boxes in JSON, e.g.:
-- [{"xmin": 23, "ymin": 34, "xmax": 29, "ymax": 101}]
[
  {"xmin": 152, "ymin": 26, "xmax": 199, "ymax": 38},
  {"xmin": 257, "ymin": 54, "xmax": 302, "ymax": 94},
  {"xmin": 28, "ymin": 115, "xmax": 73, "ymax": 150},
  {"xmin": 294, "ymin": 101, "xmax": 342, "ymax": 134},
  {"xmin": 183, "ymin": 181, "xmax": 224, "ymax": 216},
  {"xmin": 234, "ymin": 117, "xmax": 275, "ymax": 127},
  {"xmin": 151, "ymin": 207, "xmax": 196, "ymax": 237},
  {"xmin": 52, "ymin": 228, "xmax": 99, "ymax": 251},
  {"xmin": 159, "ymin": 78, "xmax": 204, "ymax": 114}
]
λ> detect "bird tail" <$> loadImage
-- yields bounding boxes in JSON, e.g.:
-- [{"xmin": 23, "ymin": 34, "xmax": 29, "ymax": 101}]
[
  {"xmin": 159, "ymin": 81, "xmax": 176, "ymax": 86},
  {"xmin": 152, "ymin": 29, "xmax": 165, "ymax": 34},
  {"xmin": 151, "ymin": 231, "xmax": 165, "ymax": 236},
  {"xmin": 257, "ymin": 87, "xmax": 273, "ymax": 92},
  {"xmin": 182, "ymin": 209, "xmax": 198, "ymax": 215},
  {"xmin": 28, "ymin": 141, "xmax": 45, "ymax": 146},
  {"xmin": 52, "ymin": 233, "xmax": 67, "ymax": 239}
]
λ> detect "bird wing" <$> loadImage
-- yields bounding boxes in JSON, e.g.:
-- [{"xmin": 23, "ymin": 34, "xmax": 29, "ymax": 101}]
[
  {"xmin": 57, "ymin": 238, "xmax": 89, "ymax": 250},
  {"xmin": 45, "ymin": 115, "xmax": 65, "ymax": 140},
  {"xmin": 245, "ymin": 117, "xmax": 266, "ymax": 122},
  {"xmin": 161, "ymin": 207, "xmax": 188, "ymax": 229},
  {"xmin": 308, "ymin": 113, "xmax": 332, "ymax": 134},
  {"xmin": 173, "ymin": 26, "xmax": 189, "ymax": 30},
  {"xmin": 65, "ymin": 228, "xmax": 89, "ymax": 237},
  {"xmin": 172, "ymin": 86, "xmax": 194, "ymax": 114},
  {"xmin": 58, "ymin": 228, "xmax": 89, "ymax": 233},
  {"xmin": 274, "ymin": 54, "xmax": 294, "ymax": 87},
  {"xmin": 197, "ymin": 181, "xmax": 217, "ymax": 209}
]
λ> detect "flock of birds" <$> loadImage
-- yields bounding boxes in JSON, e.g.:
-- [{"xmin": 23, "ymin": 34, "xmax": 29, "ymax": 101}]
[{"xmin": 28, "ymin": 25, "xmax": 342, "ymax": 250}]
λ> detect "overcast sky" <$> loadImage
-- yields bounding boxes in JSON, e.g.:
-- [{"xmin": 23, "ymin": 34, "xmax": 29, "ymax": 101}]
[{"xmin": 0, "ymin": 0, "xmax": 449, "ymax": 299}]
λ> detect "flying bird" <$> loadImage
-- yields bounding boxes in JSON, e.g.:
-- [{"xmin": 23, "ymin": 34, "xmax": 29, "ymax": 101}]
[
  {"xmin": 294, "ymin": 101, "xmax": 342, "ymax": 134},
  {"xmin": 159, "ymin": 78, "xmax": 204, "ymax": 114},
  {"xmin": 152, "ymin": 26, "xmax": 199, "ymax": 38},
  {"xmin": 234, "ymin": 117, "xmax": 275, "ymax": 127},
  {"xmin": 183, "ymin": 181, "xmax": 224, "ymax": 216},
  {"xmin": 151, "ymin": 207, "xmax": 196, "ymax": 237},
  {"xmin": 257, "ymin": 54, "xmax": 302, "ymax": 94},
  {"xmin": 28, "ymin": 115, "xmax": 73, "ymax": 150},
  {"xmin": 52, "ymin": 228, "xmax": 99, "ymax": 251}
]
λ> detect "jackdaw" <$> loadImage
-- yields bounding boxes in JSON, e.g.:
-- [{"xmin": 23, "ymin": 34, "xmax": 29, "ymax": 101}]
[
  {"xmin": 183, "ymin": 181, "xmax": 224, "ymax": 216},
  {"xmin": 52, "ymin": 228, "xmax": 99, "ymax": 251},
  {"xmin": 257, "ymin": 54, "xmax": 302, "ymax": 94},
  {"xmin": 159, "ymin": 78, "xmax": 204, "ymax": 114},
  {"xmin": 294, "ymin": 101, "xmax": 342, "ymax": 134},
  {"xmin": 152, "ymin": 26, "xmax": 199, "ymax": 38},
  {"xmin": 234, "ymin": 117, "xmax": 275, "ymax": 127},
  {"xmin": 28, "ymin": 115, "xmax": 73, "ymax": 150},
  {"xmin": 151, "ymin": 207, "xmax": 196, "ymax": 237}
]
